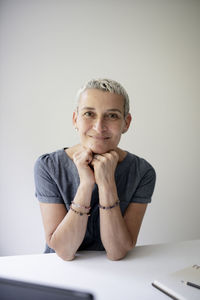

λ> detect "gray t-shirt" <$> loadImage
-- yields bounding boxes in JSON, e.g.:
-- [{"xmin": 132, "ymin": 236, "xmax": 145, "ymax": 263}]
[{"xmin": 34, "ymin": 148, "xmax": 156, "ymax": 252}]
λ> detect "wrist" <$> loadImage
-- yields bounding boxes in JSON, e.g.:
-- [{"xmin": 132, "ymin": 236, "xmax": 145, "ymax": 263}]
[
  {"xmin": 78, "ymin": 181, "xmax": 94, "ymax": 193},
  {"xmin": 98, "ymin": 184, "xmax": 118, "ymax": 206},
  {"xmin": 98, "ymin": 181, "xmax": 117, "ymax": 194},
  {"xmin": 74, "ymin": 182, "xmax": 93, "ymax": 208}
]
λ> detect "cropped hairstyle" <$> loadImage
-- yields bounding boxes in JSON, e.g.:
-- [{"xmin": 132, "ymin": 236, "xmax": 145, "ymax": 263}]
[{"xmin": 76, "ymin": 78, "xmax": 130, "ymax": 117}]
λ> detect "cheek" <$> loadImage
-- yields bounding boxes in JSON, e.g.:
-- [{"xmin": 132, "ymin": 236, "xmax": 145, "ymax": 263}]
[
  {"xmin": 77, "ymin": 119, "xmax": 91, "ymax": 132},
  {"xmin": 112, "ymin": 123, "xmax": 124, "ymax": 135},
  {"xmin": 110, "ymin": 130, "xmax": 123, "ymax": 145}
]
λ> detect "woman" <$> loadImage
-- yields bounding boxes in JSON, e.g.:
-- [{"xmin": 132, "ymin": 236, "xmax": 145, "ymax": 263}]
[{"xmin": 34, "ymin": 78, "xmax": 156, "ymax": 261}]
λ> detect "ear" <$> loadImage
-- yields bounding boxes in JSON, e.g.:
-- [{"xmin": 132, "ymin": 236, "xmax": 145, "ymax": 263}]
[
  {"xmin": 122, "ymin": 113, "xmax": 132, "ymax": 134},
  {"xmin": 72, "ymin": 110, "xmax": 78, "ymax": 128}
]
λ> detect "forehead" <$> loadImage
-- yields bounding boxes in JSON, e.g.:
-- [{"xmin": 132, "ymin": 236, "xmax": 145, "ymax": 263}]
[{"xmin": 78, "ymin": 89, "xmax": 125, "ymax": 112}]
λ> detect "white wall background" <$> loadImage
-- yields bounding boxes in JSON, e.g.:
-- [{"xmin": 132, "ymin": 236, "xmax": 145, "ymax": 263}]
[{"xmin": 0, "ymin": 0, "xmax": 199, "ymax": 256}]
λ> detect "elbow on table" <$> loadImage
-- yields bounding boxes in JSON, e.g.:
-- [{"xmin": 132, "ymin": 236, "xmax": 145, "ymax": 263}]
[
  {"xmin": 48, "ymin": 238, "xmax": 75, "ymax": 261},
  {"xmin": 106, "ymin": 250, "xmax": 130, "ymax": 261},
  {"xmin": 106, "ymin": 242, "xmax": 136, "ymax": 261},
  {"xmin": 52, "ymin": 245, "xmax": 75, "ymax": 261},
  {"xmin": 107, "ymin": 253, "xmax": 126, "ymax": 261},
  {"xmin": 57, "ymin": 251, "xmax": 75, "ymax": 261}
]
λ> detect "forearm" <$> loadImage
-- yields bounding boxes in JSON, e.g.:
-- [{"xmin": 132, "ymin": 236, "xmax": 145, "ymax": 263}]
[
  {"xmin": 50, "ymin": 183, "xmax": 93, "ymax": 260},
  {"xmin": 99, "ymin": 186, "xmax": 134, "ymax": 260}
]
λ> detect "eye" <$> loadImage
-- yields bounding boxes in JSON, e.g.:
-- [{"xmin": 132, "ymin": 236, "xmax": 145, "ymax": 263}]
[
  {"xmin": 83, "ymin": 111, "xmax": 95, "ymax": 118},
  {"xmin": 106, "ymin": 113, "xmax": 120, "ymax": 120}
]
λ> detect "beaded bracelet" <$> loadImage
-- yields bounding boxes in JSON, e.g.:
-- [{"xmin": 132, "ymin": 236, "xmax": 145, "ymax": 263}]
[
  {"xmin": 71, "ymin": 201, "xmax": 91, "ymax": 210},
  {"xmin": 99, "ymin": 200, "xmax": 120, "ymax": 210},
  {"xmin": 70, "ymin": 205, "xmax": 90, "ymax": 216}
]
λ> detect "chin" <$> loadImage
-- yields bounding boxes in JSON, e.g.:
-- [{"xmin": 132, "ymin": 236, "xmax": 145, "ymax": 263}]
[
  {"xmin": 90, "ymin": 144, "xmax": 115, "ymax": 155},
  {"xmin": 90, "ymin": 147, "xmax": 106, "ymax": 154},
  {"xmin": 92, "ymin": 149, "xmax": 107, "ymax": 154}
]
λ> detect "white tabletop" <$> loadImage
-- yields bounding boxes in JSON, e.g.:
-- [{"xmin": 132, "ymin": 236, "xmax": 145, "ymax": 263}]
[{"xmin": 0, "ymin": 239, "xmax": 199, "ymax": 300}]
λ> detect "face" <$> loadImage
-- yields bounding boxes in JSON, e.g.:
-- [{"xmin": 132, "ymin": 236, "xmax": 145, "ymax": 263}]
[{"xmin": 73, "ymin": 89, "xmax": 132, "ymax": 154}]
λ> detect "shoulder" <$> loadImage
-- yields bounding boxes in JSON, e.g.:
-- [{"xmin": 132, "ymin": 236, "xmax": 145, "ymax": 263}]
[
  {"xmin": 126, "ymin": 152, "xmax": 155, "ymax": 172},
  {"xmin": 122, "ymin": 152, "xmax": 156, "ymax": 184},
  {"xmin": 34, "ymin": 148, "xmax": 69, "ymax": 175}
]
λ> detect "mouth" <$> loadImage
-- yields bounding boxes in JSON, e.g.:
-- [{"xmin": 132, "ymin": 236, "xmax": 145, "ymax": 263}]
[{"xmin": 89, "ymin": 136, "xmax": 110, "ymax": 140}]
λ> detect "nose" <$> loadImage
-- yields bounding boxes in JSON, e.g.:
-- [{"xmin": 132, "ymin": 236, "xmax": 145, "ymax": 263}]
[{"xmin": 93, "ymin": 117, "xmax": 106, "ymax": 133}]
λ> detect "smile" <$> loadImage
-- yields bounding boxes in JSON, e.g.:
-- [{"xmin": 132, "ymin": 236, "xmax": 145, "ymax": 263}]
[{"xmin": 88, "ymin": 136, "xmax": 110, "ymax": 140}]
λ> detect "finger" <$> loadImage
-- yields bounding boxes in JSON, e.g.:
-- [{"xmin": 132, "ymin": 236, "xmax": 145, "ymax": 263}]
[
  {"xmin": 73, "ymin": 150, "xmax": 93, "ymax": 165},
  {"xmin": 93, "ymin": 154, "xmax": 100, "ymax": 160},
  {"xmin": 90, "ymin": 155, "xmax": 102, "ymax": 166},
  {"xmin": 108, "ymin": 150, "xmax": 119, "ymax": 160},
  {"xmin": 85, "ymin": 155, "xmax": 93, "ymax": 164},
  {"xmin": 93, "ymin": 154, "xmax": 106, "ymax": 162},
  {"xmin": 90, "ymin": 158, "xmax": 98, "ymax": 167},
  {"xmin": 108, "ymin": 150, "xmax": 117, "ymax": 156},
  {"xmin": 85, "ymin": 148, "xmax": 94, "ymax": 161},
  {"xmin": 100, "ymin": 152, "xmax": 115, "ymax": 160},
  {"xmin": 84, "ymin": 152, "xmax": 93, "ymax": 164}
]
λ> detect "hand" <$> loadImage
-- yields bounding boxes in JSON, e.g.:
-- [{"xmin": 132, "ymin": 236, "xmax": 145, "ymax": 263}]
[
  {"xmin": 73, "ymin": 146, "xmax": 95, "ymax": 187},
  {"xmin": 91, "ymin": 150, "xmax": 119, "ymax": 188}
]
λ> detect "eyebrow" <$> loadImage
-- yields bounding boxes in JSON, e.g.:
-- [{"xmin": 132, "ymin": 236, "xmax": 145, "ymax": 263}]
[{"xmin": 81, "ymin": 107, "xmax": 123, "ymax": 114}]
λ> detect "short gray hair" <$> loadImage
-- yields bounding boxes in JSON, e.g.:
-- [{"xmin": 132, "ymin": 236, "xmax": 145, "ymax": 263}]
[{"xmin": 76, "ymin": 78, "xmax": 130, "ymax": 117}]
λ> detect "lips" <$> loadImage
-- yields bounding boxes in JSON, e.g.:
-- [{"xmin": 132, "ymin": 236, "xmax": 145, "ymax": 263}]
[{"xmin": 89, "ymin": 136, "xmax": 110, "ymax": 140}]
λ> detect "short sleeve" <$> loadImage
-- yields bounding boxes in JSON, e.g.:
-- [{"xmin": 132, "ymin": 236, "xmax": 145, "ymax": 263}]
[
  {"xmin": 131, "ymin": 166, "xmax": 156, "ymax": 204},
  {"xmin": 34, "ymin": 155, "xmax": 64, "ymax": 204}
]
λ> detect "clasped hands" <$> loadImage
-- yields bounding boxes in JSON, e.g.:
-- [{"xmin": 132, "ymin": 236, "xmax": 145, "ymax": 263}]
[{"xmin": 73, "ymin": 146, "xmax": 119, "ymax": 188}]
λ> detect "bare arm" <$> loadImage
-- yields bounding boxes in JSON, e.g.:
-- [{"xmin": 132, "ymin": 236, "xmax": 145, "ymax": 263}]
[
  {"xmin": 40, "ymin": 183, "xmax": 93, "ymax": 260},
  {"xmin": 99, "ymin": 192, "xmax": 147, "ymax": 260},
  {"xmin": 39, "ymin": 147, "xmax": 95, "ymax": 261},
  {"xmin": 92, "ymin": 151, "xmax": 147, "ymax": 260}
]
